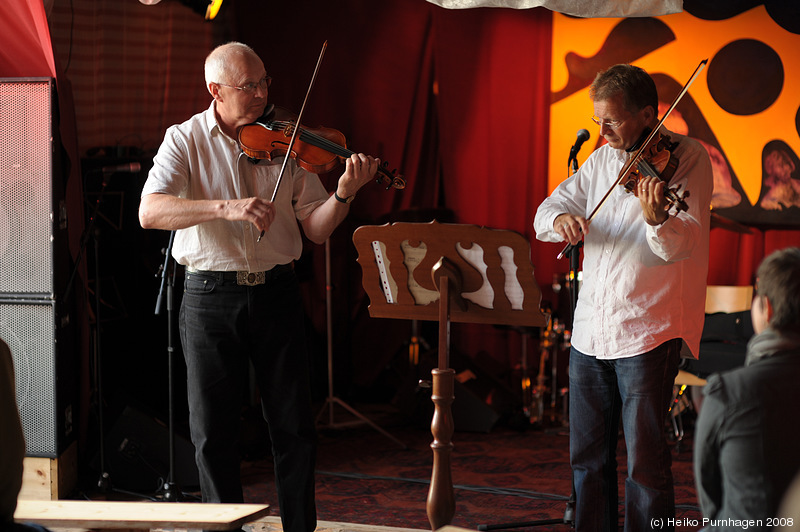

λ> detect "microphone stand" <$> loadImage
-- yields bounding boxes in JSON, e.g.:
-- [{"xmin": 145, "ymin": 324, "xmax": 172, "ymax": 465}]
[
  {"xmin": 63, "ymin": 168, "xmax": 114, "ymax": 491},
  {"xmin": 154, "ymin": 230, "xmax": 182, "ymax": 501},
  {"xmin": 477, "ymin": 147, "xmax": 585, "ymax": 532},
  {"xmin": 561, "ymin": 239, "xmax": 580, "ymax": 526},
  {"xmin": 561, "ymin": 152, "xmax": 582, "ymax": 526}
]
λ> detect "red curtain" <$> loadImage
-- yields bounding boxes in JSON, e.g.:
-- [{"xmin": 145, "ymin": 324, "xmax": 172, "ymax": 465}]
[
  {"xmin": 709, "ymin": 229, "xmax": 800, "ymax": 286},
  {"xmin": 233, "ymin": 2, "xmax": 554, "ymax": 379},
  {"xmin": 0, "ymin": 0, "xmax": 56, "ymax": 77},
  {"xmin": 431, "ymin": 7, "xmax": 554, "ymax": 371}
]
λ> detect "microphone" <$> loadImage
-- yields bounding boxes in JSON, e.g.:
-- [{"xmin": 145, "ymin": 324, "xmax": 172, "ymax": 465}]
[
  {"xmin": 101, "ymin": 162, "xmax": 141, "ymax": 174},
  {"xmin": 568, "ymin": 129, "xmax": 590, "ymax": 164}
]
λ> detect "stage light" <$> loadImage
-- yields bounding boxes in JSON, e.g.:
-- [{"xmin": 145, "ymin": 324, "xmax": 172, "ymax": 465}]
[
  {"xmin": 139, "ymin": 0, "xmax": 224, "ymax": 21},
  {"xmin": 205, "ymin": 0, "xmax": 223, "ymax": 20},
  {"xmin": 174, "ymin": 0, "xmax": 223, "ymax": 20}
]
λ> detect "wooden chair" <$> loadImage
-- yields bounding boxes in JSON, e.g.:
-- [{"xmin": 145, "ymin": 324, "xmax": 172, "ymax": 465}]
[{"xmin": 353, "ymin": 221, "xmax": 548, "ymax": 531}]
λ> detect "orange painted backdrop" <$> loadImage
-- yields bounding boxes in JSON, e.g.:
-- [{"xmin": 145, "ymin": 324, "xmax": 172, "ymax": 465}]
[{"xmin": 550, "ymin": 7, "xmax": 800, "ymax": 229}]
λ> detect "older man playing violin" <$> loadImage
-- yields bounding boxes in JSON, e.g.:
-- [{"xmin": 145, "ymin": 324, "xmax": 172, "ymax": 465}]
[
  {"xmin": 139, "ymin": 42, "xmax": 379, "ymax": 532},
  {"xmin": 534, "ymin": 64, "xmax": 713, "ymax": 532}
]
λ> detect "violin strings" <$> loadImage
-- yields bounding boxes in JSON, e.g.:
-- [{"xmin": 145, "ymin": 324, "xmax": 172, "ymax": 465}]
[
  {"xmin": 264, "ymin": 119, "xmax": 398, "ymax": 184},
  {"xmin": 269, "ymin": 120, "xmax": 352, "ymax": 157}
]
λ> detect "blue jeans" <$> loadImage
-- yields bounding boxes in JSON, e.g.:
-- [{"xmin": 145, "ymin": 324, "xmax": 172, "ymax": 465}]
[
  {"xmin": 569, "ymin": 339, "xmax": 680, "ymax": 532},
  {"xmin": 180, "ymin": 268, "xmax": 317, "ymax": 532}
]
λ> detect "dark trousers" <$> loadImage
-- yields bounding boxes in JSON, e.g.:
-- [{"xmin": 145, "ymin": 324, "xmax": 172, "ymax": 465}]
[{"xmin": 180, "ymin": 268, "xmax": 317, "ymax": 532}]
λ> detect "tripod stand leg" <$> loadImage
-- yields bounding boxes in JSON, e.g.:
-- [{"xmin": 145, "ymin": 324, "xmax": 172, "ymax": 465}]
[
  {"xmin": 315, "ymin": 239, "xmax": 405, "ymax": 450},
  {"xmin": 316, "ymin": 396, "xmax": 406, "ymax": 449}
]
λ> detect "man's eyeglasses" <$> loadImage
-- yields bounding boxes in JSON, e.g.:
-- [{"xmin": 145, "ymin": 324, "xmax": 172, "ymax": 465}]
[
  {"xmin": 590, "ymin": 116, "xmax": 625, "ymax": 130},
  {"xmin": 216, "ymin": 76, "xmax": 272, "ymax": 94}
]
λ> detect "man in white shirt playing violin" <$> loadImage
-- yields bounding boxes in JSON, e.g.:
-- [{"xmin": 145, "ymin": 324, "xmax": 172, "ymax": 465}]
[{"xmin": 534, "ymin": 63, "xmax": 713, "ymax": 532}]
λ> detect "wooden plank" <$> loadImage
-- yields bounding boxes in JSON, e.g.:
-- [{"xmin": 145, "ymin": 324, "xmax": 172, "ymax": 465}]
[
  {"xmin": 41, "ymin": 517, "xmax": 430, "ymax": 532},
  {"xmin": 14, "ymin": 500, "xmax": 270, "ymax": 530},
  {"xmin": 21, "ymin": 443, "xmax": 78, "ymax": 500},
  {"xmin": 20, "ymin": 457, "xmax": 51, "ymax": 500}
]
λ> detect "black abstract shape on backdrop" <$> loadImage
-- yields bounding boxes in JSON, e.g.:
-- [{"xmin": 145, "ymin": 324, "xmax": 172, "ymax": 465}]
[
  {"xmin": 551, "ymin": 18, "xmax": 675, "ymax": 104},
  {"xmin": 795, "ymin": 105, "xmax": 800, "ymax": 140},
  {"xmin": 684, "ymin": 0, "xmax": 800, "ymax": 35},
  {"xmin": 707, "ymin": 39, "xmax": 783, "ymax": 116}
]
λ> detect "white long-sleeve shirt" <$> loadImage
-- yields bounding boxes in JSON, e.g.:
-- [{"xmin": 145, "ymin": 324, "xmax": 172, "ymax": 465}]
[{"xmin": 534, "ymin": 129, "xmax": 713, "ymax": 359}]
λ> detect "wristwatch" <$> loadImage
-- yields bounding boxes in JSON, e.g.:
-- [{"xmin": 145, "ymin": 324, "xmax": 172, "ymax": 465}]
[{"xmin": 334, "ymin": 191, "xmax": 355, "ymax": 204}]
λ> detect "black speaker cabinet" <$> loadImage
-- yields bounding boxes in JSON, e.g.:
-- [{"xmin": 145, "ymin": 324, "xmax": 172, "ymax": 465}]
[{"xmin": 0, "ymin": 77, "xmax": 77, "ymax": 458}]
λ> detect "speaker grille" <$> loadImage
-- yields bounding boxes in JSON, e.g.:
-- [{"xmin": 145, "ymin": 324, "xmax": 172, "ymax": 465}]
[
  {"xmin": 0, "ymin": 78, "xmax": 54, "ymax": 295},
  {"xmin": 0, "ymin": 302, "xmax": 59, "ymax": 456}
]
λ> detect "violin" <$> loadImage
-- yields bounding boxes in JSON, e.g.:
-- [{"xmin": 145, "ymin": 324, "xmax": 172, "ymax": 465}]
[
  {"xmin": 238, "ymin": 105, "xmax": 405, "ymax": 190},
  {"xmin": 618, "ymin": 127, "xmax": 689, "ymax": 213}
]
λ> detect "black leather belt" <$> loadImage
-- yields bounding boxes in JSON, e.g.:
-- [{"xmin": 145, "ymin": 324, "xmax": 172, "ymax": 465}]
[{"xmin": 188, "ymin": 263, "xmax": 293, "ymax": 286}]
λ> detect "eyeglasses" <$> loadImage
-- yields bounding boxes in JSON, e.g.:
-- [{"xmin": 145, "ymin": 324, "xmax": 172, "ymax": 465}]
[
  {"xmin": 216, "ymin": 76, "xmax": 272, "ymax": 95},
  {"xmin": 590, "ymin": 116, "xmax": 625, "ymax": 130}
]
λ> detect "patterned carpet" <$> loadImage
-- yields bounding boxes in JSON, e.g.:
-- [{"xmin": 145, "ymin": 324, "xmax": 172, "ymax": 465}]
[{"xmin": 239, "ymin": 402, "xmax": 703, "ymax": 532}]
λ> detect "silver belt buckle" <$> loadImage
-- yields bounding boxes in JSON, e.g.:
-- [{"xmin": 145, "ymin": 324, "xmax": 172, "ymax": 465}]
[{"xmin": 237, "ymin": 271, "xmax": 265, "ymax": 286}]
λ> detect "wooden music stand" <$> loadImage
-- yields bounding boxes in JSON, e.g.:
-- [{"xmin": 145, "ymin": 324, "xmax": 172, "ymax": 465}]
[{"xmin": 353, "ymin": 221, "xmax": 548, "ymax": 531}]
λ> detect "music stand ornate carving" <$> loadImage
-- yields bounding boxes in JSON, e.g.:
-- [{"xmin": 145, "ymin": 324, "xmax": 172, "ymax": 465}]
[{"xmin": 353, "ymin": 221, "xmax": 548, "ymax": 530}]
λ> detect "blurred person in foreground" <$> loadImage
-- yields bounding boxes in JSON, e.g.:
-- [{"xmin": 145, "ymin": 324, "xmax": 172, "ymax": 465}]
[{"xmin": 694, "ymin": 247, "xmax": 800, "ymax": 531}]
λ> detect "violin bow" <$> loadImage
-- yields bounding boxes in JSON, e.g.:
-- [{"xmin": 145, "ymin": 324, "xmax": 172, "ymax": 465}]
[
  {"xmin": 613, "ymin": 58, "xmax": 708, "ymax": 193},
  {"xmin": 557, "ymin": 58, "xmax": 708, "ymax": 260},
  {"xmin": 258, "ymin": 40, "xmax": 328, "ymax": 243}
]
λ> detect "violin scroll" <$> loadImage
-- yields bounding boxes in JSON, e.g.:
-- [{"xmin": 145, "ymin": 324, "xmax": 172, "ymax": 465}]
[{"xmin": 377, "ymin": 161, "xmax": 405, "ymax": 190}]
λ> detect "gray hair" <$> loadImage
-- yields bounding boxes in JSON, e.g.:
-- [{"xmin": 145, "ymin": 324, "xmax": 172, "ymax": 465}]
[{"xmin": 204, "ymin": 42, "xmax": 258, "ymax": 87}]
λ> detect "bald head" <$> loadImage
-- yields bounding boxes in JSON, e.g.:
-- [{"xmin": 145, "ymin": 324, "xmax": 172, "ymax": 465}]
[{"xmin": 204, "ymin": 42, "xmax": 261, "ymax": 90}]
